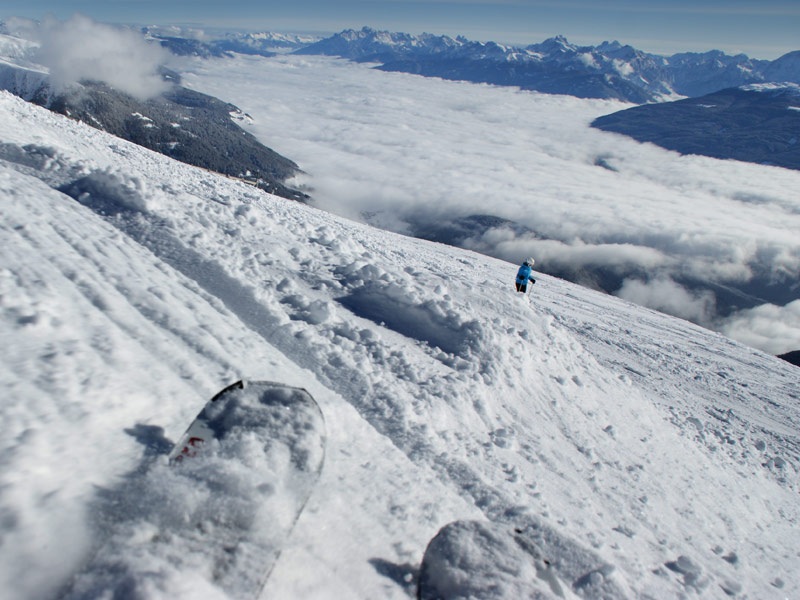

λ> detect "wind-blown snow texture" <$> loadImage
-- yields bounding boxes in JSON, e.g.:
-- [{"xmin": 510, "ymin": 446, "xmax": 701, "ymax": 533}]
[{"xmin": 1, "ymin": 91, "xmax": 798, "ymax": 599}]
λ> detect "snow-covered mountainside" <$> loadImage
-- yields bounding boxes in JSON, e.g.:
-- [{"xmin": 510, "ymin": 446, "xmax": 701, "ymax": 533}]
[
  {"xmin": 591, "ymin": 83, "xmax": 800, "ymax": 171},
  {"xmin": 1, "ymin": 90, "xmax": 798, "ymax": 599},
  {"xmin": 0, "ymin": 32, "xmax": 306, "ymax": 201},
  {"xmin": 294, "ymin": 27, "xmax": 797, "ymax": 103},
  {"xmin": 0, "ymin": 33, "xmax": 49, "ymax": 101}
]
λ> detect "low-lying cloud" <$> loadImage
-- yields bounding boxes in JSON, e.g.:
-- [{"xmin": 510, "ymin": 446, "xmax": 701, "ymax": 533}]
[
  {"xmin": 10, "ymin": 14, "xmax": 169, "ymax": 99},
  {"xmin": 617, "ymin": 277, "xmax": 716, "ymax": 325},
  {"xmin": 468, "ymin": 234, "xmax": 670, "ymax": 273},
  {"xmin": 153, "ymin": 54, "xmax": 800, "ymax": 353},
  {"xmin": 720, "ymin": 300, "xmax": 800, "ymax": 356}
]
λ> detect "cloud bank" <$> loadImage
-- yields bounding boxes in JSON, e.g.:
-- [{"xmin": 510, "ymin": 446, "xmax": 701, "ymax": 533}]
[
  {"xmin": 11, "ymin": 14, "xmax": 169, "ymax": 100},
  {"xmin": 720, "ymin": 300, "xmax": 800, "ymax": 356},
  {"xmin": 161, "ymin": 54, "xmax": 800, "ymax": 353},
  {"xmin": 617, "ymin": 277, "xmax": 715, "ymax": 325}
]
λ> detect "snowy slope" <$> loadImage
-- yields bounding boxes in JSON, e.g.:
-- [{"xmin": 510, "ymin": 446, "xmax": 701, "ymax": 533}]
[{"xmin": 1, "ymin": 90, "xmax": 798, "ymax": 599}]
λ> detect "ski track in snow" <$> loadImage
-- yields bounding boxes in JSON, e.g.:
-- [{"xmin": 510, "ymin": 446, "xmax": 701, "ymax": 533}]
[{"xmin": 1, "ymin": 90, "xmax": 799, "ymax": 599}]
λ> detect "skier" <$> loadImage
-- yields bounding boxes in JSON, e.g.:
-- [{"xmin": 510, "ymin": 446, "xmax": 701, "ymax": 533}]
[{"xmin": 515, "ymin": 258, "xmax": 536, "ymax": 293}]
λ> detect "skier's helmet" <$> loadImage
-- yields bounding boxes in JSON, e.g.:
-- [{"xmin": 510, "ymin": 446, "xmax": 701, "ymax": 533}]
[{"xmin": 526, "ymin": 257, "xmax": 535, "ymax": 266}]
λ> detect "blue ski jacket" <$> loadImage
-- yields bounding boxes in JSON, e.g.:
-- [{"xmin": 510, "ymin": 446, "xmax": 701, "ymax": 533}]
[{"xmin": 516, "ymin": 264, "xmax": 534, "ymax": 284}]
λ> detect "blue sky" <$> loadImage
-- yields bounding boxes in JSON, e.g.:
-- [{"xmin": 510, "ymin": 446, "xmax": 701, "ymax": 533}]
[{"xmin": 2, "ymin": 0, "xmax": 799, "ymax": 59}]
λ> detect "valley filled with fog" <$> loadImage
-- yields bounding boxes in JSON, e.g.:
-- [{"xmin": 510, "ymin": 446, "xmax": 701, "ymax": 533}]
[{"xmin": 179, "ymin": 53, "xmax": 800, "ymax": 356}]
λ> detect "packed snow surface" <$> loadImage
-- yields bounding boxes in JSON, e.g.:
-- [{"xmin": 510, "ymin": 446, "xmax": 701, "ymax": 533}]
[{"xmin": 1, "ymin": 91, "xmax": 798, "ymax": 599}]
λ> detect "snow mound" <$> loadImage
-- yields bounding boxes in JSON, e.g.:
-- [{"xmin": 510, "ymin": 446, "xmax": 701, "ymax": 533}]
[
  {"xmin": 419, "ymin": 519, "xmax": 627, "ymax": 599},
  {"xmin": 60, "ymin": 167, "xmax": 166, "ymax": 215}
]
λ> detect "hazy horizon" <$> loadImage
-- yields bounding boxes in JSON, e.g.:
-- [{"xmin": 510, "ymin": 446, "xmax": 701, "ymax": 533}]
[{"xmin": 2, "ymin": 0, "xmax": 799, "ymax": 60}]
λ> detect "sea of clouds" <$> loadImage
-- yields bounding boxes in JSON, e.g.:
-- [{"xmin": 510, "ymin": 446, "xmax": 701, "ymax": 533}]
[
  {"xmin": 2, "ymin": 14, "xmax": 798, "ymax": 354},
  {"xmin": 181, "ymin": 53, "xmax": 800, "ymax": 354}
]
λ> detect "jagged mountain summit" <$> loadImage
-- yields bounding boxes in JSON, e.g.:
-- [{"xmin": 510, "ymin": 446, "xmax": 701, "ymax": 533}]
[
  {"xmin": 592, "ymin": 83, "xmax": 800, "ymax": 171},
  {"xmin": 294, "ymin": 27, "xmax": 654, "ymax": 102},
  {"xmin": 294, "ymin": 27, "xmax": 796, "ymax": 103}
]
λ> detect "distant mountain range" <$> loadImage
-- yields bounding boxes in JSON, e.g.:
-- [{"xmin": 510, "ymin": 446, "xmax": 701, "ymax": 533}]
[
  {"xmin": 294, "ymin": 27, "xmax": 800, "ymax": 103},
  {"xmin": 143, "ymin": 28, "xmax": 321, "ymax": 58},
  {"xmin": 143, "ymin": 26, "xmax": 800, "ymax": 104}
]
